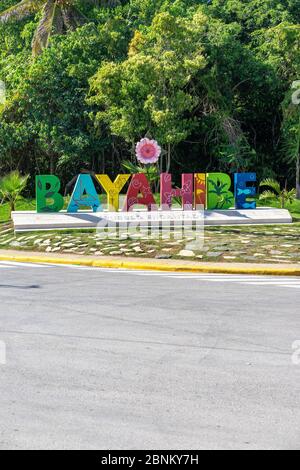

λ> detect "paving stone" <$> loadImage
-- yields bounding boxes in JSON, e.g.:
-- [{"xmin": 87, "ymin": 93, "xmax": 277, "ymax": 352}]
[
  {"xmin": 199, "ymin": 247, "xmax": 210, "ymax": 252},
  {"xmin": 206, "ymin": 252, "xmax": 223, "ymax": 257},
  {"xmin": 7, "ymin": 240, "xmax": 20, "ymax": 247},
  {"xmin": 133, "ymin": 246, "xmax": 143, "ymax": 253},
  {"xmin": 179, "ymin": 250, "xmax": 195, "ymax": 257},
  {"xmin": 62, "ymin": 243, "xmax": 75, "ymax": 248}
]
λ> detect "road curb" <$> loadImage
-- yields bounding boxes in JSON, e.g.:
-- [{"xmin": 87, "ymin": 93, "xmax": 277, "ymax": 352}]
[{"xmin": 0, "ymin": 253, "xmax": 300, "ymax": 276}]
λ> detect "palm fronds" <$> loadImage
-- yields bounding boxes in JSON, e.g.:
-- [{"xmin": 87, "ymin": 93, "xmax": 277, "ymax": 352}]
[
  {"xmin": 260, "ymin": 178, "xmax": 281, "ymax": 195},
  {"xmin": 0, "ymin": 171, "xmax": 29, "ymax": 218},
  {"xmin": 0, "ymin": 0, "xmax": 97, "ymax": 56},
  {"xmin": 32, "ymin": 0, "xmax": 59, "ymax": 56},
  {"xmin": 0, "ymin": 0, "xmax": 43, "ymax": 22},
  {"xmin": 259, "ymin": 178, "xmax": 296, "ymax": 208}
]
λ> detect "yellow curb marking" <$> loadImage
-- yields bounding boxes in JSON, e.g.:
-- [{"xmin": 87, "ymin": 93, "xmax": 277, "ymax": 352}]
[{"xmin": 0, "ymin": 255, "xmax": 300, "ymax": 277}]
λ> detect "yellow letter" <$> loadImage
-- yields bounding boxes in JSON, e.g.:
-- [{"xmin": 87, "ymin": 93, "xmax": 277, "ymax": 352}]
[{"xmin": 96, "ymin": 174, "xmax": 130, "ymax": 211}]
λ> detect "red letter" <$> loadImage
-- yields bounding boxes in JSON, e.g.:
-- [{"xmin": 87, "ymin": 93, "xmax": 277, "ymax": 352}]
[
  {"xmin": 124, "ymin": 174, "xmax": 157, "ymax": 211},
  {"xmin": 160, "ymin": 173, "xmax": 193, "ymax": 210}
]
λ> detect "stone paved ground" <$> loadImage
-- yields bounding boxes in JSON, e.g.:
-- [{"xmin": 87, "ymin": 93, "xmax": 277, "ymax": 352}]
[{"xmin": 0, "ymin": 223, "xmax": 299, "ymax": 264}]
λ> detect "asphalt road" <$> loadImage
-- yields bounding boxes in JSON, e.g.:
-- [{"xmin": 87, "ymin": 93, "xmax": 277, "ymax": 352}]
[{"xmin": 0, "ymin": 262, "xmax": 300, "ymax": 450}]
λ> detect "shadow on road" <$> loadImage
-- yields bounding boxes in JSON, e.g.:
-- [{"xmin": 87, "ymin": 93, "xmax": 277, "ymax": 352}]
[{"xmin": 0, "ymin": 284, "xmax": 40, "ymax": 289}]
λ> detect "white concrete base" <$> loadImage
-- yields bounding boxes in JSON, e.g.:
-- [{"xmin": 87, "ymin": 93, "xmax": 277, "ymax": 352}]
[{"xmin": 11, "ymin": 208, "xmax": 292, "ymax": 232}]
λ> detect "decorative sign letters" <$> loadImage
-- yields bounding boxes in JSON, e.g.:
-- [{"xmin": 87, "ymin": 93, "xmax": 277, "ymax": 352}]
[{"xmin": 36, "ymin": 172, "xmax": 257, "ymax": 213}]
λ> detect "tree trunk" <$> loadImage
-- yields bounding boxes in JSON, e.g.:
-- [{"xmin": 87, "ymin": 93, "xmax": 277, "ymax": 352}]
[
  {"xmin": 9, "ymin": 201, "xmax": 15, "ymax": 219},
  {"xmin": 296, "ymin": 153, "xmax": 300, "ymax": 199},
  {"xmin": 166, "ymin": 143, "xmax": 171, "ymax": 173},
  {"xmin": 50, "ymin": 154, "xmax": 54, "ymax": 175},
  {"xmin": 296, "ymin": 115, "xmax": 300, "ymax": 199}
]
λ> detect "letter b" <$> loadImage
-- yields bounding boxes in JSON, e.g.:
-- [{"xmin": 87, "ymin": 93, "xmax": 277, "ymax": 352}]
[{"xmin": 36, "ymin": 175, "xmax": 64, "ymax": 213}]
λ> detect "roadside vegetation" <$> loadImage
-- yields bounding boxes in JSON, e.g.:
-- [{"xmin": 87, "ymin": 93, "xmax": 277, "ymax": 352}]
[
  {"xmin": 0, "ymin": 0, "xmax": 299, "ymax": 258},
  {"xmin": 0, "ymin": 0, "xmax": 299, "ymax": 191},
  {"xmin": 0, "ymin": 221, "xmax": 300, "ymax": 265}
]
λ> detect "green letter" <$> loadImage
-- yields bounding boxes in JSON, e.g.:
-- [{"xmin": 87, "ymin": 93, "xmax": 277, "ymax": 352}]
[
  {"xmin": 36, "ymin": 175, "xmax": 64, "ymax": 213},
  {"xmin": 207, "ymin": 173, "xmax": 234, "ymax": 210}
]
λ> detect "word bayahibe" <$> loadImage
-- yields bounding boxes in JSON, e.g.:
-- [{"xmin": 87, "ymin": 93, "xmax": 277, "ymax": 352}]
[{"xmin": 36, "ymin": 172, "xmax": 257, "ymax": 213}]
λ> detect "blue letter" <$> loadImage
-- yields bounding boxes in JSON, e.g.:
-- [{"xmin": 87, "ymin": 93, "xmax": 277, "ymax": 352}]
[
  {"xmin": 234, "ymin": 173, "xmax": 256, "ymax": 209},
  {"xmin": 67, "ymin": 175, "xmax": 101, "ymax": 213}
]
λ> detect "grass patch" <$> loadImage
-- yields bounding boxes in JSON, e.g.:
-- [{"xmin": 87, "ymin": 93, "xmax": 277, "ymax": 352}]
[
  {"xmin": 0, "ymin": 199, "xmax": 36, "ymax": 223},
  {"xmin": 0, "ymin": 222, "xmax": 300, "ymax": 265},
  {"xmin": 257, "ymin": 198, "xmax": 300, "ymax": 221}
]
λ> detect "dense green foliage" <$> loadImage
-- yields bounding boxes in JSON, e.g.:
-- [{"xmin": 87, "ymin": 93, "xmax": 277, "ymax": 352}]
[
  {"xmin": 0, "ymin": 169, "xmax": 28, "ymax": 215},
  {"xmin": 0, "ymin": 0, "xmax": 299, "ymax": 192}
]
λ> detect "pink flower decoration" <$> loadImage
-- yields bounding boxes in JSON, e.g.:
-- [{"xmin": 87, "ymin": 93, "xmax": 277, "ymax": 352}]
[{"xmin": 136, "ymin": 138, "xmax": 161, "ymax": 164}]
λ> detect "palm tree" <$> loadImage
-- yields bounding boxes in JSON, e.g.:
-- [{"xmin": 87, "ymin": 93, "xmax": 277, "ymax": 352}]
[
  {"xmin": 0, "ymin": 0, "xmax": 119, "ymax": 57},
  {"xmin": 259, "ymin": 178, "xmax": 296, "ymax": 209},
  {"xmin": 0, "ymin": 171, "xmax": 29, "ymax": 218},
  {"xmin": 282, "ymin": 82, "xmax": 300, "ymax": 199},
  {"xmin": 283, "ymin": 115, "xmax": 300, "ymax": 199}
]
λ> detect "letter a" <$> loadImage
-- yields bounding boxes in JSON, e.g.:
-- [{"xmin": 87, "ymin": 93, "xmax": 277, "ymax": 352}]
[
  {"xmin": 96, "ymin": 174, "xmax": 130, "ymax": 211},
  {"xmin": 124, "ymin": 174, "xmax": 157, "ymax": 211},
  {"xmin": 67, "ymin": 174, "xmax": 101, "ymax": 213}
]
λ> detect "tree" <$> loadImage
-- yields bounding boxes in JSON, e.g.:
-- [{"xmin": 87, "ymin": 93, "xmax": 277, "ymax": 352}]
[
  {"xmin": 0, "ymin": 170, "xmax": 29, "ymax": 217},
  {"xmin": 0, "ymin": 0, "xmax": 299, "ymax": 186},
  {"xmin": 89, "ymin": 9, "xmax": 207, "ymax": 170},
  {"xmin": 259, "ymin": 178, "xmax": 296, "ymax": 208},
  {"xmin": 282, "ymin": 82, "xmax": 300, "ymax": 199},
  {"xmin": 0, "ymin": 0, "xmax": 111, "ymax": 56},
  {"xmin": 209, "ymin": 0, "xmax": 299, "ymax": 39}
]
